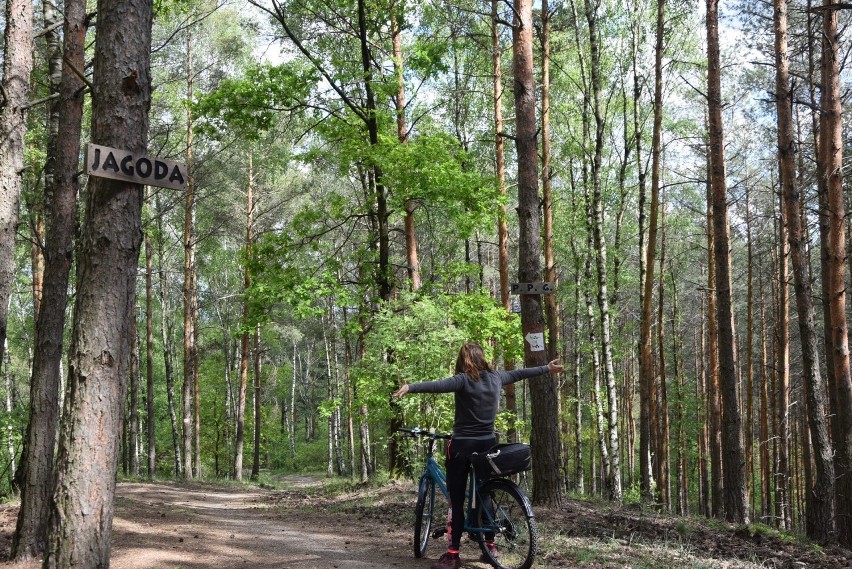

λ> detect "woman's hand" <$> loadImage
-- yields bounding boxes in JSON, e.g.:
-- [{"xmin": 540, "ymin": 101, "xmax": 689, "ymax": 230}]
[
  {"xmin": 547, "ymin": 359, "xmax": 565, "ymax": 374},
  {"xmin": 392, "ymin": 384, "xmax": 410, "ymax": 398}
]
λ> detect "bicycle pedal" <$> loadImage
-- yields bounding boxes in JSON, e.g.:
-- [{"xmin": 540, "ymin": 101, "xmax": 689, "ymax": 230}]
[{"xmin": 432, "ymin": 528, "xmax": 447, "ymax": 538}]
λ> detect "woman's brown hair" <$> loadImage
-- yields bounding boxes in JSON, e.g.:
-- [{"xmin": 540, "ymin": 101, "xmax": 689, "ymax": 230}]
[{"xmin": 455, "ymin": 342, "xmax": 493, "ymax": 380}]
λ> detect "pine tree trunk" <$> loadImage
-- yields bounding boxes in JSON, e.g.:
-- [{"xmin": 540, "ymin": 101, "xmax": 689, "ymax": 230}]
[
  {"xmin": 656, "ymin": 205, "xmax": 670, "ymax": 511},
  {"xmin": 493, "ymin": 0, "xmax": 517, "ymax": 439},
  {"xmin": 706, "ymin": 0, "xmax": 748, "ymax": 523},
  {"xmin": 251, "ymin": 327, "xmax": 261, "ymax": 480},
  {"xmin": 744, "ymin": 186, "xmax": 755, "ymax": 515},
  {"xmin": 819, "ymin": 0, "xmax": 852, "ymax": 546},
  {"xmin": 513, "ymin": 0, "xmax": 560, "ymax": 507},
  {"xmin": 541, "ymin": 0, "xmax": 558, "ymax": 366},
  {"xmin": 391, "ymin": 6, "xmax": 420, "ymax": 292},
  {"xmin": 44, "ymin": 0, "xmax": 152, "ymax": 560},
  {"xmin": 775, "ymin": 196, "xmax": 791, "ymax": 529},
  {"xmin": 704, "ymin": 151, "xmax": 723, "ymax": 518},
  {"xmin": 12, "ymin": 0, "xmax": 84, "ymax": 555}
]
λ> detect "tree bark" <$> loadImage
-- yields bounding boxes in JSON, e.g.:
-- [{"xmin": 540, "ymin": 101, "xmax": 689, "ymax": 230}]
[
  {"xmin": 492, "ymin": 0, "xmax": 517, "ymax": 441},
  {"xmin": 819, "ymin": 0, "xmax": 852, "ymax": 546},
  {"xmin": 639, "ymin": 0, "xmax": 665, "ymax": 506},
  {"xmin": 541, "ymin": 0, "xmax": 558, "ymax": 366},
  {"xmin": 145, "ymin": 186, "xmax": 156, "ymax": 479},
  {"xmin": 391, "ymin": 4, "xmax": 420, "ymax": 293},
  {"xmin": 182, "ymin": 29, "xmax": 197, "ymax": 480},
  {"xmin": 584, "ymin": 0, "xmax": 622, "ymax": 503},
  {"xmin": 706, "ymin": 0, "xmax": 748, "ymax": 524},
  {"xmin": 12, "ymin": 0, "xmax": 84, "ymax": 556},
  {"xmin": 0, "ymin": 0, "xmax": 34, "ymax": 372},
  {"xmin": 513, "ymin": 0, "xmax": 560, "ymax": 507},
  {"xmin": 155, "ymin": 194, "xmax": 181, "ymax": 477},
  {"xmin": 44, "ymin": 0, "xmax": 152, "ymax": 561},
  {"xmin": 235, "ymin": 153, "xmax": 254, "ymax": 481}
]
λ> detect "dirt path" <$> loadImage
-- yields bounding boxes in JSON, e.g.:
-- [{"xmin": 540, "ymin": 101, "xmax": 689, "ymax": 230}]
[
  {"xmin": 0, "ymin": 479, "xmax": 433, "ymax": 569},
  {"xmin": 0, "ymin": 479, "xmax": 849, "ymax": 568}
]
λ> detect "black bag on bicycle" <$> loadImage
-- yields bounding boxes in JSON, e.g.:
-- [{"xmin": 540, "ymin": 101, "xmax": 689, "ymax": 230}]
[{"xmin": 471, "ymin": 443, "xmax": 531, "ymax": 479}]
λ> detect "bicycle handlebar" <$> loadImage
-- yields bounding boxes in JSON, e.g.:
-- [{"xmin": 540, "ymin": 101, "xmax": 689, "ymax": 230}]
[{"xmin": 397, "ymin": 427, "xmax": 452, "ymax": 440}]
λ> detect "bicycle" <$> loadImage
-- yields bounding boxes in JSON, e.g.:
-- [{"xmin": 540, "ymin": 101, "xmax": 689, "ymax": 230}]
[{"xmin": 397, "ymin": 427, "xmax": 538, "ymax": 569}]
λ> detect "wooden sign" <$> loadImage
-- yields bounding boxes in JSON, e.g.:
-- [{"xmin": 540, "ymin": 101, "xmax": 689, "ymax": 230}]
[
  {"xmin": 86, "ymin": 143, "xmax": 187, "ymax": 190},
  {"xmin": 510, "ymin": 282, "xmax": 555, "ymax": 295}
]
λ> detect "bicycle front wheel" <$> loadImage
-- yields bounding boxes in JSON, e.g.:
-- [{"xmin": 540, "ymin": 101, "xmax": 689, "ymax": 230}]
[
  {"xmin": 413, "ymin": 476, "xmax": 436, "ymax": 558},
  {"xmin": 475, "ymin": 478, "xmax": 537, "ymax": 569}
]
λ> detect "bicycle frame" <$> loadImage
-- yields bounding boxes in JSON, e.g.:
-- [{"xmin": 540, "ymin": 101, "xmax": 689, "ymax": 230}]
[
  {"xmin": 415, "ymin": 435, "xmax": 503, "ymax": 538},
  {"xmin": 400, "ymin": 427, "xmax": 538, "ymax": 569}
]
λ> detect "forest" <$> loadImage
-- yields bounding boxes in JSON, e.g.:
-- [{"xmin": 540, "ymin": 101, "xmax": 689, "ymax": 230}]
[{"xmin": 1, "ymin": 0, "xmax": 852, "ymax": 564}]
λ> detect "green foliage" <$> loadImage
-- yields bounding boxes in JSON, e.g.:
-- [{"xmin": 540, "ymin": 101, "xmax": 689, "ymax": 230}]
[
  {"xmin": 378, "ymin": 131, "xmax": 501, "ymax": 238},
  {"xmin": 353, "ymin": 291, "xmax": 522, "ymax": 432},
  {"xmin": 192, "ymin": 63, "xmax": 318, "ymax": 140}
]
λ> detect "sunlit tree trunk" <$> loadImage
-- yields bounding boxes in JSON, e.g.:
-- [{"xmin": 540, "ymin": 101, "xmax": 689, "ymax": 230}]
[
  {"xmin": 541, "ymin": 0, "xmax": 558, "ymax": 367},
  {"xmin": 775, "ymin": 193, "xmax": 791, "ymax": 530},
  {"xmin": 492, "ymin": 0, "xmax": 517, "ymax": 440},
  {"xmin": 744, "ymin": 185, "xmax": 755, "ymax": 514},
  {"xmin": 155, "ymin": 195, "xmax": 180, "ymax": 476},
  {"xmin": 145, "ymin": 186, "xmax": 156, "ymax": 479},
  {"xmin": 656, "ymin": 204, "xmax": 670, "ymax": 511},
  {"xmin": 12, "ymin": 0, "xmax": 84, "ymax": 556},
  {"xmin": 0, "ymin": 0, "xmax": 33, "ymax": 374},
  {"xmin": 514, "ymin": 0, "xmax": 560, "ymax": 507},
  {"xmin": 44, "ymin": 0, "xmax": 152, "ymax": 559},
  {"xmin": 182, "ymin": 29, "xmax": 197, "ymax": 481},
  {"xmin": 706, "ymin": 0, "xmax": 748, "ymax": 523},
  {"xmin": 391, "ymin": 3, "xmax": 420, "ymax": 292},
  {"xmin": 584, "ymin": 0, "xmax": 621, "ymax": 503},
  {"xmin": 819, "ymin": 0, "xmax": 852, "ymax": 546},
  {"xmin": 638, "ymin": 0, "xmax": 664, "ymax": 504},
  {"xmin": 234, "ymin": 153, "xmax": 254, "ymax": 481},
  {"xmin": 251, "ymin": 326, "xmax": 261, "ymax": 480}
]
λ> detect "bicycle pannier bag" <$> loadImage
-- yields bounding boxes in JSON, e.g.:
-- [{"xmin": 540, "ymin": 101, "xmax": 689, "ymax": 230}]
[{"xmin": 471, "ymin": 443, "xmax": 531, "ymax": 479}]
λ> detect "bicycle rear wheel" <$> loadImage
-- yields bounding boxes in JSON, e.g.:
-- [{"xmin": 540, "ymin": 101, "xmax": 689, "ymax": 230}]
[
  {"xmin": 413, "ymin": 476, "xmax": 436, "ymax": 558},
  {"xmin": 475, "ymin": 478, "xmax": 537, "ymax": 569}
]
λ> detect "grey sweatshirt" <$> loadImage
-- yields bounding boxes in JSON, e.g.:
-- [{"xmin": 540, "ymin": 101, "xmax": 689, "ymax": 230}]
[{"xmin": 407, "ymin": 366, "xmax": 550, "ymax": 439}]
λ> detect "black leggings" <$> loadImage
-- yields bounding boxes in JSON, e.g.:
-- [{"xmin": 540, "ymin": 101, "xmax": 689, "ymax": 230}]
[{"xmin": 445, "ymin": 436, "xmax": 496, "ymax": 550}]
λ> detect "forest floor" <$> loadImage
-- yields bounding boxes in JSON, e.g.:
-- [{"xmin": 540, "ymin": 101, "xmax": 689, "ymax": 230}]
[{"xmin": 0, "ymin": 475, "xmax": 848, "ymax": 568}]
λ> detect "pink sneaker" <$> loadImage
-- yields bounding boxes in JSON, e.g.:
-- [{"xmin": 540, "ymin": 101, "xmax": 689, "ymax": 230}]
[
  {"xmin": 431, "ymin": 551, "xmax": 461, "ymax": 569},
  {"xmin": 479, "ymin": 541, "xmax": 498, "ymax": 562}
]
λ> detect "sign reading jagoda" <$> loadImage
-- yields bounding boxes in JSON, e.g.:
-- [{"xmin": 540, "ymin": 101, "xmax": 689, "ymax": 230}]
[{"xmin": 86, "ymin": 143, "xmax": 187, "ymax": 190}]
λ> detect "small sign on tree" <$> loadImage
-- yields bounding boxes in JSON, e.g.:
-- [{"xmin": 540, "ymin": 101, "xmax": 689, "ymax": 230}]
[{"xmin": 86, "ymin": 143, "xmax": 187, "ymax": 190}]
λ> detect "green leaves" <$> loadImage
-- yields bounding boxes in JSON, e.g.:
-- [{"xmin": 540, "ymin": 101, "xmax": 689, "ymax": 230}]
[
  {"xmin": 353, "ymin": 291, "xmax": 522, "ymax": 429},
  {"xmin": 191, "ymin": 62, "xmax": 318, "ymax": 140}
]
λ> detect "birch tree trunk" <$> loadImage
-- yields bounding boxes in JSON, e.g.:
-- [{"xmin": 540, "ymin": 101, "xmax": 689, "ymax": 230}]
[
  {"xmin": 155, "ymin": 195, "xmax": 181, "ymax": 477},
  {"xmin": 584, "ymin": 0, "xmax": 621, "ymax": 503},
  {"xmin": 234, "ymin": 154, "xmax": 254, "ymax": 481},
  {"xmin": 182, "ymin": 29, "xmax": 197, "ymax": 480},
  {"xmin": 44, "ymin": 0, "xmax": 152, "ymax": 560},
  {"xmin": 145, "ymin": 186, "xmax": 156, "ymax": 479},
  {"xmin": 0, "ymin": 0, "xmax": 33, "ymax": 372}
]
